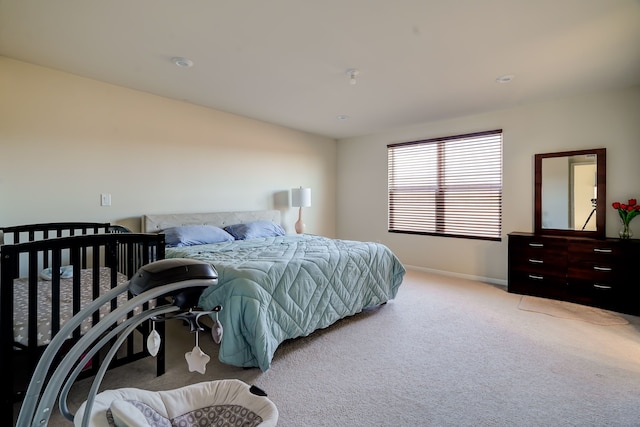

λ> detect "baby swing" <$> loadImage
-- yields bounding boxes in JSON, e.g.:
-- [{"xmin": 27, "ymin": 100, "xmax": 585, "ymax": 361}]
[{"xmin": 16, "ymin": 258, "xmax": 278, "ymax": 427}]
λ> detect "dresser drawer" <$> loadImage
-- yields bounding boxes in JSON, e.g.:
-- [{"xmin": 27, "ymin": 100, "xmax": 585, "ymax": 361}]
[
  {"xmin": 568, "ymin": 241, "xmax": 625, "ymax": 262},
  {"xmin": 568, "ymin": 262, "xmax": 621, "ymax": 283},
  {"xmin": 511, "ymin": 259, "xmax": 566, "ymax": 278},
  {"xmin": 509, "ymin": 235, "xmax": 566, "ymax": 277},
  {"xmin": 568, "ymin": 278, "xmax": 618, "ymax": 295},
  {"xmin": 509, "ymin": 235, "xmax": 566, "ymax": 254},
  {"xmin": 510, "ymin": 269, "xmax": 567, "ymax": 287},
  {"xmin": 567, "ymin": 279, "xmax": 625, "ymax": 311},
  {"xmin": 508, "ymin": 270, "xmax": 567, "ymax": 299}
]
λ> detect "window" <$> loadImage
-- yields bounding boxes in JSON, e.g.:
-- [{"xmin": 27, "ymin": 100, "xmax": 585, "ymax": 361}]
[{"xmin": 387, "ymin": 129, "xmax": 502, "ymax": 241}]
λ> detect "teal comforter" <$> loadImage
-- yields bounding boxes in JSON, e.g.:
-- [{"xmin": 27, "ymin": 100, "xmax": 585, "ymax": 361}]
[{"xmin": 166, "ymin": 234, "xmax": 405, "ymax": 371}]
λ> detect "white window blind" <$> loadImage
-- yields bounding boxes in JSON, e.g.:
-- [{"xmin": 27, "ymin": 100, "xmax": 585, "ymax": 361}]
[{"xmin": 388, "ymin": 130, "xmax": 502, "ymax": 241}]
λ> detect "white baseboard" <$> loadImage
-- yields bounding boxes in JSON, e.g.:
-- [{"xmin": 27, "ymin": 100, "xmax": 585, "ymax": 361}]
[{"xmin": 404, "ymin": 264, "xmax": 507, "ymax": 288}]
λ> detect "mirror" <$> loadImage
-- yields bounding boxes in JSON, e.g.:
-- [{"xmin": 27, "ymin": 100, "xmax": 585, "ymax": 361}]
[{"xmin": 534, "ymin": 148, "xmax": 606, "ymax": 238}]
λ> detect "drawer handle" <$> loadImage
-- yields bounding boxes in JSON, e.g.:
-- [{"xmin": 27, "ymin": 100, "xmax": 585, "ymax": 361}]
[
  {"xmin": 528, "ymin": 243, "xmax": 544, "ymax": 248},
  {"xmin": 593, "ymin": 284, "xmax": 612, "ymax": 290},
  {"xmin": 528, "ymin": 274, "xmax": 544, "ymax": 280},
  {"xmin": 593, "ymin": 248, "xmax": 612, "ymax": 253},
  {"xmin": 528, "ymin": 259, "xmax": 543, "ymax": 264},
  {"xmin": 593, "ymin": 266, "xmax": 612, "ymax": 272}
]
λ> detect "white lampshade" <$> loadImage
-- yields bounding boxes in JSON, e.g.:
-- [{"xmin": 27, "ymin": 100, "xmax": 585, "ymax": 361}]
[{"xmin": 291, "ymin": 187, "xmax": 311, "ymax": 208}]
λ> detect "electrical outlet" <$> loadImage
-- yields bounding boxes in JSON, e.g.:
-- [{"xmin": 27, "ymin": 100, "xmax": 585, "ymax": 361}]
[{"xmin": 100, "ymin": 193, "xmax": 111, "ymax": 206}]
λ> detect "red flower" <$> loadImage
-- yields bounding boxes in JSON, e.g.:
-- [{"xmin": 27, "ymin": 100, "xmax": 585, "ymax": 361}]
[{"xmin": 612, "ymin": 197, "xmax": 640, "ymax": 228}]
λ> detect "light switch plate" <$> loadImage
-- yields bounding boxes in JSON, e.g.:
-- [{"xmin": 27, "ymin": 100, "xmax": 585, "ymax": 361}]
[{"xmin": 100, "ymin": 193, "xmax": 111, "ymax": 206}]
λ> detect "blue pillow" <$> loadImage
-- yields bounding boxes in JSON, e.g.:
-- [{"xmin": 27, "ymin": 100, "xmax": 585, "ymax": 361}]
[
  {"xmin": 224, "ymin": 221, "xmax": 286, "ymax": 240},
  {"xmin": 163, "ymin": 225, "xmax": 235, "ymax": 247}
]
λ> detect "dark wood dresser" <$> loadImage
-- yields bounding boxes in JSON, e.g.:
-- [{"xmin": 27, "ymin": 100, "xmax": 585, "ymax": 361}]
[{"xmin": 508, "ymin": 232, "xmax": 640, "ymax": 315}]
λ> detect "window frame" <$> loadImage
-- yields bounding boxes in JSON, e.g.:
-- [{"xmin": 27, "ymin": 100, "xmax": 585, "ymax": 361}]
[{"xmin": 387, "ymin": 129, "xmax": 503, "ymax": 241}]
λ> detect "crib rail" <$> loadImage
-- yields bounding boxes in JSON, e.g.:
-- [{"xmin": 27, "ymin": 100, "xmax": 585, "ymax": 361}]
[
  {"xmin": 0, "ymin": 232, "xmax": 166, "ymax": 425},
  {"xmin": 1, "ymin": 222, "xmax": 111, "ymax": 244},
  {"xmin": 1, "ymin": 223, "xmax": 113, "ymax": 275}
]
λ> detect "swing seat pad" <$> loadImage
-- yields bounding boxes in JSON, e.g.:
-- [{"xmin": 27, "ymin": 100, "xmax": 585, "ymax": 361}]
[{"xmin": 74, "ymin": 379, "xmax": 278, "ymax": 427}]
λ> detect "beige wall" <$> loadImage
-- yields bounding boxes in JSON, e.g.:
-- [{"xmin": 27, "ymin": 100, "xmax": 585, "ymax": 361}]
[
  {"xmin": 0, "ymin": 58, "xmax": 337, "ymax": 235},
  {"xmin": 4, "ymin": 57, "xmax": 638, "ymax": 283},
  {"xmin": 337, "ymin": 87, "xmax": 640, "ymax": 284}
]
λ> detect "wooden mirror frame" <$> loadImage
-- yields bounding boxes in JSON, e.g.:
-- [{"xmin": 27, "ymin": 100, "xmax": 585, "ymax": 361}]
[{"xmin": 534, "ymin": 148, "xmax": 606, "ymax": 238}]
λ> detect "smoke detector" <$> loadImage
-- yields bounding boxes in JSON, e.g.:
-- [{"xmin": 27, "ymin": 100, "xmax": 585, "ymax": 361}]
[{"xmin": 346, "ymin": 68, "xmax": 360, "ymax": 85}]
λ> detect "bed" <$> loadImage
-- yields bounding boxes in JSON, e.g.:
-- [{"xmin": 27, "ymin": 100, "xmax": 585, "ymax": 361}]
[
  {"xmin": 143, "ymin": 210, "xmax": 406, "ymax": 371},
  {"xmin": 0, "ymin": 222, "xmax": 166, "ymax": 424}
]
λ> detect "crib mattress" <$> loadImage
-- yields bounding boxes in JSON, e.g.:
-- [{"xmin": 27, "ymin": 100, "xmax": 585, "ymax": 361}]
[{"xmin": 12, "ymin": 268, "xmax": 153, "ymax": 347}]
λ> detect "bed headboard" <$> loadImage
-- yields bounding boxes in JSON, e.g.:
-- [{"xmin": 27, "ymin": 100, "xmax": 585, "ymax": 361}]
[{"xmin": 142, "ymin": 210, "xmax": 282, "ymax": 233}]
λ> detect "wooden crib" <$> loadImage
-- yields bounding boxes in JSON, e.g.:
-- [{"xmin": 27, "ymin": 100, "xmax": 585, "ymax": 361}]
[{"xmin": 0, "ymin": 222, "xmax": 166, "ymax": 424}]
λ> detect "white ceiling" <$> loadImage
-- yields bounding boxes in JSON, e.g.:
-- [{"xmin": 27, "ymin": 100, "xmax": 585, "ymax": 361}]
[{"xmin": 1, "ymin": 0, "xmax": 639, "ymax": 139}]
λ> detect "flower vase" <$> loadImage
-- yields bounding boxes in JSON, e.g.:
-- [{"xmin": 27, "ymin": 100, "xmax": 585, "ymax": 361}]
[{"xmin": 619, "ymin": 221, "xmax": 632, "ymax": 239}]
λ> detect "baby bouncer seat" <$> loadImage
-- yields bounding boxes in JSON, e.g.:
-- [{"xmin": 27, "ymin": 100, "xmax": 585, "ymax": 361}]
[
  {"xmin": 74, "ymin": 379, "xmax": 277, "ymax": 427},
  {"xmin": 16, "ymin": 258, "xmax": 278, "ymax": 427}
]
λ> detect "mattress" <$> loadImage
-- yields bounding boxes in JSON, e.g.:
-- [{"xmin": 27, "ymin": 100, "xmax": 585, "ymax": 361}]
[
  {"xmin": 166, "ymin": 234, "xmax": 405, "ymax": 370},
  {"xmin": 12, "ymin": 268, "xmax": 153, "ymax": 347}
]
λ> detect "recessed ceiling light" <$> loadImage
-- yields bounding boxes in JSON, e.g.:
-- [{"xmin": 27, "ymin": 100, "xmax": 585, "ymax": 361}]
[
  {"xmin": 337, "ymin": 115, "xmax": 349, "ymax": 121},
  {"xmin": 172, "ymin": 57, "xmax": 193, "ymax": 68},
  {"xmin": 496, "ymin": 74, "xmax": 514, "ymax": 83}
]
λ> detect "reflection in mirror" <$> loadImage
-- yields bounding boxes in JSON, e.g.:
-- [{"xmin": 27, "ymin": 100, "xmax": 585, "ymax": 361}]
[
  {"xmin": 541, "ymin": 154, "xmax": 597, "ymax": 231},
  {"xmin": 534, "ymin": 148, "xmax": 606, "ymax": 238}
]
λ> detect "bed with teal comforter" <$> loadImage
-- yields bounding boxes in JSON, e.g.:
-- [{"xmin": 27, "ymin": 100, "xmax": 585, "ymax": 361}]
[{"xmin": 165, "ymin": 234, "xmax": 405, "ymax": 371}]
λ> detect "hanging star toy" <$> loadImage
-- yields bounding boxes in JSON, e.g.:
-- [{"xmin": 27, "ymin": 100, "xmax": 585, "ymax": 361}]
[{"xmin": 185, "ymin": 331, "xmax": 210, "ymax": 374}]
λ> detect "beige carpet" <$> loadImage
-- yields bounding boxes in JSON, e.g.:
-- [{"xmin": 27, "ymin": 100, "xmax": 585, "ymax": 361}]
[
  {"xmin": 518, "ymin": 295, "xmax": 629, "ymax": 325},
  {"xmin": 16, "ymin": 270, "xmax": 640, "ymax": 426}
]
